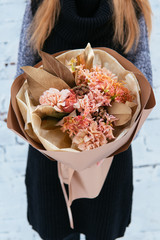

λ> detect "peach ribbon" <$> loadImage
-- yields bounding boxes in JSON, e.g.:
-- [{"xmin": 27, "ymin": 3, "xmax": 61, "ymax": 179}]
[{"xmin": 58, "ymin": 162, "xmax": 74, "ymax": 229}]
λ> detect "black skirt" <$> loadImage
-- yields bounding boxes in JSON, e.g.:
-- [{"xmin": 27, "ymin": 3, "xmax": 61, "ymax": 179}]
[{"xmin": 25, "ymin": 145, "xmax": 133, "ymax": 240}]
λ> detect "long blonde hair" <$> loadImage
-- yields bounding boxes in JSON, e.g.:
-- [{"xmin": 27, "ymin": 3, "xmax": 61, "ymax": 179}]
[{"xmin": 29, "ymin": 0, "xmax": 152, "ymax": 53}]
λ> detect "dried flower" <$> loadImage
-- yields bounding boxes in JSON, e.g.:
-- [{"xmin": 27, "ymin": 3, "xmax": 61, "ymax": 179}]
[
  {"xmin": 92, "ymin": 106, "xmax": 116, "ymax": 124},
  {"xmin": 73, "ymin": 84, "xmax": 90, "ymax": 97}
]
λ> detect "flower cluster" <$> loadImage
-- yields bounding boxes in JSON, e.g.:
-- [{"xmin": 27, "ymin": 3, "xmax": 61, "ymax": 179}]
[
  {"xmin": 62, "ymin": 115, "xmax": 115, "ymax": 151},
  {"xmin": 76, "ymin": 66, "xmax": 133, "ymax": 103},
  {"xmin": 71, "ymin": 66, "xmax": 133, "ymax": 116},
  {"xmin": 39, "ymin": 65, "xmax": 134, "ymax": 150}
]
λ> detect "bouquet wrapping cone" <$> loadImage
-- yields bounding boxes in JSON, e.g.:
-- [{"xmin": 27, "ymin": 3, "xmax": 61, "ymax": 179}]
[{"xmin": 7, "ymin": 47, "xmax": 155, "ymax": 229}]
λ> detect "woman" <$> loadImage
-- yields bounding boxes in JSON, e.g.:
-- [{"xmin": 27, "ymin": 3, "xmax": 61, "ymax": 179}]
[{"xmin": 16, "ymin": 0, "xmax": 152, "ymax": 239}]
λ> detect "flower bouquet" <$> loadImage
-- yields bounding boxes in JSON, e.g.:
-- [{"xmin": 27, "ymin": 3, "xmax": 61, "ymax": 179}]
[{"xmin": 7, "ymin": 43, "xmax": 155, "ymax": 228}]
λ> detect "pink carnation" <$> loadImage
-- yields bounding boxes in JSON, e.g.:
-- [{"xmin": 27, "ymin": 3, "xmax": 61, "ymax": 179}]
[
  {"xmin": 39, "ymin": 88, "xmax": 77, "ymax": 113},
  {"xmin": 75, "ymin": 93, "xmax": 100, "ymax": 116},
  {"xmin": 72, "ymin": 122, "xmax": 107, "ymax": 151},
  {"xmin": 39, "ymin": 88, "xmax": 60, "ymax": 106},
  {"xmin": 74, "ymin": 88, "xmax": 111, "ymax": 116}
]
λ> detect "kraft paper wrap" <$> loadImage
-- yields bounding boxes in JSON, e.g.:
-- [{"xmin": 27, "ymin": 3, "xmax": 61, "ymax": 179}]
[{"xmin": 7, "ymin": 47, "xmax": 155, "ymax": 229}]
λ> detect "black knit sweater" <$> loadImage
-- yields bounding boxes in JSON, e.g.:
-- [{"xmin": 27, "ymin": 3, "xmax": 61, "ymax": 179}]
[{"xmin": 31, "ymin": 0, "xmax": 125, "ymax": 58}]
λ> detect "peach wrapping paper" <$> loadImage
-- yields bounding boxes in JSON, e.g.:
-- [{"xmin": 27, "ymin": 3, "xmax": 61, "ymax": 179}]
[{"xmin": 7, "ymin": 47, "xmax": 156, "ymax": 229}]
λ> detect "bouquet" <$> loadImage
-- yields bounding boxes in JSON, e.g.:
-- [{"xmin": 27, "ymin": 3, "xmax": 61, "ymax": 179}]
[{"xmin": 7, "ymin": 43, "xmax": 155, "ymax": 228}]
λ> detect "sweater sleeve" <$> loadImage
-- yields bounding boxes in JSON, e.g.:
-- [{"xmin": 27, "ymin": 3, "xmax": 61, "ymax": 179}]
[
  {"xmin": 15, "ymin": 1, "xmax": 37, "ymax": 78},
  {"xmin": 126, "ymin": 15, "xmax": 153, "ymax": 86}
]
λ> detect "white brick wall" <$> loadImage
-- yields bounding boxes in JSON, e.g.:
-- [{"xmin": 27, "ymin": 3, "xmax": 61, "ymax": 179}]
[{"xmin": 0, "ymin": 1, "xmax": 160, "ymax": 239}]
